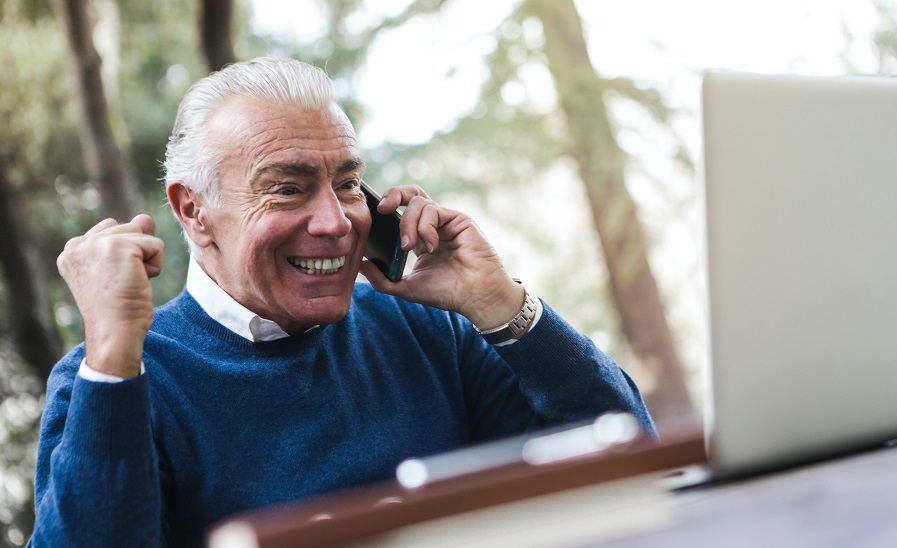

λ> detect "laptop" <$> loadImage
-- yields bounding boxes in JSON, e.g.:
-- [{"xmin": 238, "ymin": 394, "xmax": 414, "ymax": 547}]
[{"xmin": 701, "ymin": 70, "xmax": 897, "ymax": 480}]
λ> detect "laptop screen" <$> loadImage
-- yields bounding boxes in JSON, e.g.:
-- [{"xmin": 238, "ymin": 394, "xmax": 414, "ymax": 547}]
[{"xmin": 702, "ymin": 71, "xmax": 897, "ymax": 478}]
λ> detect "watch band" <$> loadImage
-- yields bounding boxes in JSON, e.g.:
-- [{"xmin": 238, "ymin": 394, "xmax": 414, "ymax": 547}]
[{"xmin": 478, "ymin": 280, "xmax": 538, "ymax": 345}]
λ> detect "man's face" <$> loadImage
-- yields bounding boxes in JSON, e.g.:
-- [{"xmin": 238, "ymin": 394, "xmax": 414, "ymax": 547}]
[{"xmin": 197, "ymin": 97, "xmax": 371, "ymax": 333}]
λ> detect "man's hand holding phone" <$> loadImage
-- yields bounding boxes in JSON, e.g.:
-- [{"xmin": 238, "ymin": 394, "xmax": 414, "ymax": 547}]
[{"xmin": 359, "ymin": 184, "xmax": 525, "ymax": 332}]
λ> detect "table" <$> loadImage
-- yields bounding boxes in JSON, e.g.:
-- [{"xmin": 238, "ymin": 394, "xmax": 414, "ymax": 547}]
[
  {"xmin": 207, "ymin": 433, "xmax": 897, "ymax": 547},
  {"xmin": 604, "ymin": 444, "xmax": 897, "ymax": 547},
  {"xmin": 206, "ymin": 427, "xmax": 704, "ymax": 547}
]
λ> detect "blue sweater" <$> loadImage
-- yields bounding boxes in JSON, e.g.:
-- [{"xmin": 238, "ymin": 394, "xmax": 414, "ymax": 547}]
[{"xmin": 31, "ymin": 284, "xmax": 653, "ymax": 546}]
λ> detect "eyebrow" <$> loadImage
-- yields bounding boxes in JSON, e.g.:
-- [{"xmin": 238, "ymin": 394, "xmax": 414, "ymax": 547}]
[
  {"xmin": 336, "ymin": 158, "xmax": 366, "ymax": 174},
  {"xmin": 250, "ymin": 158, "xmax": 366, "ymax": 186}
]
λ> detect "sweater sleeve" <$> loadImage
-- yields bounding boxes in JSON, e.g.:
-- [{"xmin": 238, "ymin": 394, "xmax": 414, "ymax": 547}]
[
  {"xmin": 459, "ymin": 300, "xmax": 657, "ymax": 441},
  {"xmin": 30, "ymin": 356, "xmax": 164, "ymax": 547}
]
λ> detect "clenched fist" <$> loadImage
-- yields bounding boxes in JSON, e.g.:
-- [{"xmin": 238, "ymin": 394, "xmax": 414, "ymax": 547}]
[{"xmin": 57, "ymin": 214, "xmax": 165, "ymax": 378}]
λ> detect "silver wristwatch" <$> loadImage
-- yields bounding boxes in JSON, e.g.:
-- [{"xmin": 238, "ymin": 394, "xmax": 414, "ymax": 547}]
[{"xmin": 478, "ymin": 279, "xmax": 538, "ymax": 345}]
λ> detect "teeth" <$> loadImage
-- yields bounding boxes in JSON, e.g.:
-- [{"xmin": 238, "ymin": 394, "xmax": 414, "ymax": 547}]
[{"xmin": 288, "ymin": 255, "xmax": 346, "ymax": 275}]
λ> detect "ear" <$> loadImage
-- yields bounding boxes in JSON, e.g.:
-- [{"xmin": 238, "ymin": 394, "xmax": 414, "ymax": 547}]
[{"xmin": 167, "ymin": 182, "xmax": 214, "ymax": 249}]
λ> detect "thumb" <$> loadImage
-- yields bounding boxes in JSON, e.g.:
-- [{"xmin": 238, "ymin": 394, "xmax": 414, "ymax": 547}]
[
  {"xmin": 131, "ymin": 214, "xmax": 156, "ymax": 236},
  {"xmin": 359, "ymin": 260, "xmax": 398, "ymax": 295}
]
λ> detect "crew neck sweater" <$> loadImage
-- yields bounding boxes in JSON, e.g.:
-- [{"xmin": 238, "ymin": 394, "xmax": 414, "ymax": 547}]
[{"xmin": 31, "ymin": 284, "xmax": 653, "ymax": 547}]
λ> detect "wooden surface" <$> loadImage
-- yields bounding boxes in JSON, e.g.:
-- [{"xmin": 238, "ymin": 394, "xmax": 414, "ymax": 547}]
[
  {"xmin": 206, "ymin": 427, "xmax": 705, "ymax": 548},
  {"xmin": 602, "ymin": 443, "xmax": 897, "ymax": 547}
]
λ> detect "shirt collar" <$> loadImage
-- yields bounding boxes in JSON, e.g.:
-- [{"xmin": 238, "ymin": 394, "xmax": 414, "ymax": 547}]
[{"xmin": 186, "ymin": 256, "xmax": 291, "ymax": 342}]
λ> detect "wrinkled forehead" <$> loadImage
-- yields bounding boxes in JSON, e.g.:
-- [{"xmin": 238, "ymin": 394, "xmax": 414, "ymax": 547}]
[{"xmin": 203, "ymin": 97, "xmax": 363, "ymax": 190}]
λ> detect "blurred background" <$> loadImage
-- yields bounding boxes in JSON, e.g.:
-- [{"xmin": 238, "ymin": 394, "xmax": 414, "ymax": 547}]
[{"xmin": 1, "ymin": 0, "xmax": 895, "ymax": 544}]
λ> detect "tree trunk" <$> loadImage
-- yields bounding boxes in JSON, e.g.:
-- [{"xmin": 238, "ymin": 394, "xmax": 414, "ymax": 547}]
[
  {"xmin": 54, "ymin": 0, "xmax": 139, "ymax": 221},
  {"xmin": 200, "ymin": 0, "xmax": 236, "ymax": 73},
  {"xmin": 0, "ymin": 165, "xmax": 64, "ymax": 385},
  {"xmin": 525, "ymin": 0, "xmax": 695, "ymax": 428}
]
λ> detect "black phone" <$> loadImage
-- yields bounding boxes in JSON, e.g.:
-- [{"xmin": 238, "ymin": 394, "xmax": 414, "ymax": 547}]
[{"xmin": 361, "ymin": 181, "xmax": 408, "ymax": 282}]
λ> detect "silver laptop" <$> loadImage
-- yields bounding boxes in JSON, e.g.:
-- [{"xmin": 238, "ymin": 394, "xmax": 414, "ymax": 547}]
[{"xmin": 702, "ymin": 71, "xmax": 897, "ymax": 480}]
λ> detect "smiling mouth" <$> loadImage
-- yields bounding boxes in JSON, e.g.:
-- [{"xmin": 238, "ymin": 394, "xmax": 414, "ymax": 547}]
[{"xmin": 287, "ymin": 256, "xmax": 347, "ymax": 275}]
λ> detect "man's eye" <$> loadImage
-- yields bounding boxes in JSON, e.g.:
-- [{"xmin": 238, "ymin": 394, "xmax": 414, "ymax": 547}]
[
  {"xmin": 276, "ymin": 186, "xmax": 299, "ymax": 196},
  {"xmin": 340, "ymin": 179, "xmax": 360, "ymax": 191}
]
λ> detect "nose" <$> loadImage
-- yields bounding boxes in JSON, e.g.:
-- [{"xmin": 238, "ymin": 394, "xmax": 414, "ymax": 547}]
[{"xmin": 307, "ymin": 188, "xmax": 352, "ymax": 237}]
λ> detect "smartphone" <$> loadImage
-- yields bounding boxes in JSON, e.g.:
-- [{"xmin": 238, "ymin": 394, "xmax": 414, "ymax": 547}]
[{"xmin": 360, "ymin": 181, "xmax": 408, "ymax": 282}]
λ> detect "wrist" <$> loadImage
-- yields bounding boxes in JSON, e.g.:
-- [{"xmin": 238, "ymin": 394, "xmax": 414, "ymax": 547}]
[
  {"xmin": 85, "ymin": 332, "xmax": 144, "ymax": 379},
  {"xmin": 472, "ymin": 279, "xmax": 539, "ymax": 345},
  {"xmin": 464, "ymin": 277, "xmax": 525, "ymax": 330}
]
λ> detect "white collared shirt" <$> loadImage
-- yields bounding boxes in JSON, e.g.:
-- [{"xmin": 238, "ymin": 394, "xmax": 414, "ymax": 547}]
[{"xmin": 185, "ymin": 256, "xmax": 293, "ymax": 342}]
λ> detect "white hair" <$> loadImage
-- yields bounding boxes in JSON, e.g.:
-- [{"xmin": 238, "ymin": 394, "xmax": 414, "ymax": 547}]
[{"xmin": 163, "ymin": 57, "xmax": 337, "ymax": 256}]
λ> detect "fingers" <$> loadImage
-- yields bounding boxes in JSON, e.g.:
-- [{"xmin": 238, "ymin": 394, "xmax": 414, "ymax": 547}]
[
  {"xmin": 60, "ymin": 215, "xmax": 165, "ymax": 279},
  {"xmin": 410, "ymin": 200, "xmax": 440, "ymax": 253},
  {"xmin": 358, "ymin": 260, "xmax": 391, "ymax": 292},
  {"xmin": 80, "ymin": 214, "xmax": 156, "ymax": 240},
  {"xmin": 138, "ymin": 234, "xmax": 166, "ymax": 279},
  {"xmin": 377, "ymin": 186, "xmax": 444, "ymax": 253},
  {"xmin": 359, "ymin": 260, "xmax": 418, "ymax": 304},
  {"xmin": 83, "ymin": 217, "xmax": 120, "ymax": 236},
  {"xmin": 100, "ymin": 232, "xmax": 165, "ymax": 279},
  {"xmin": 377, "ymin": 185, "xmax": 431, "ymax": 214}
]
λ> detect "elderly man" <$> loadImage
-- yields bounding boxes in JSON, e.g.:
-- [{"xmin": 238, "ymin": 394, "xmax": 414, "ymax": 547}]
[{"xmin": 31, "ymin": 57, "xmax": 654, "ymax": 546}]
